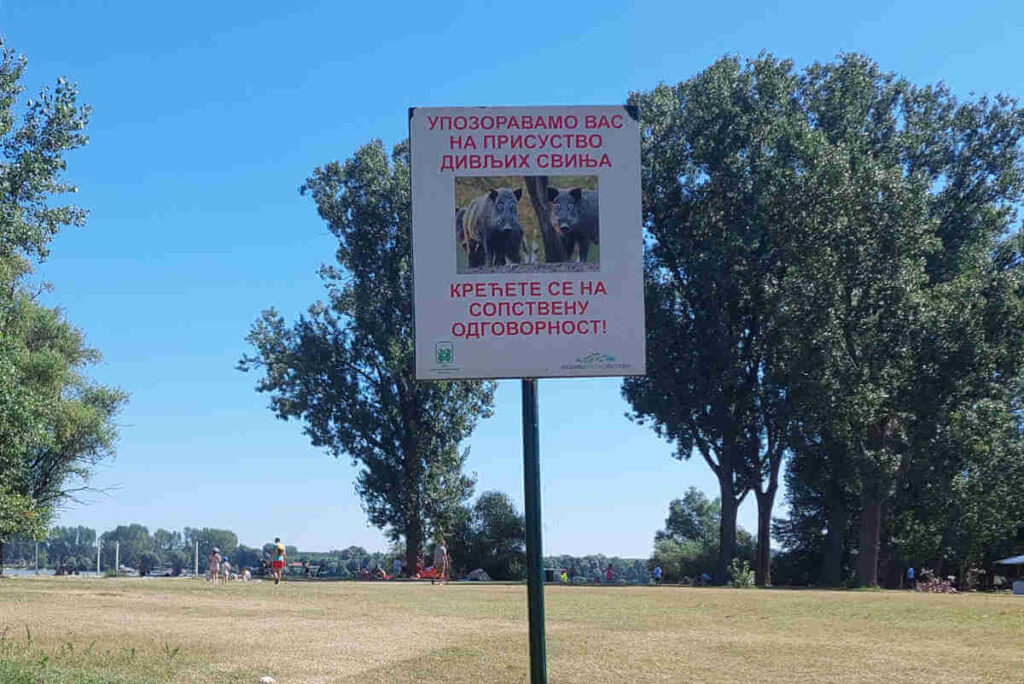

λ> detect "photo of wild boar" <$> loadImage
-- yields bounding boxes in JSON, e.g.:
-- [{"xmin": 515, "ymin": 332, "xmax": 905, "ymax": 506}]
[
  {"xmin": 546, "ymin": 186, "xmax": 599, "ymax": 263},
  {"xmin": 454, "ymin": 175, "xmax": 599, "ymax": 274}
]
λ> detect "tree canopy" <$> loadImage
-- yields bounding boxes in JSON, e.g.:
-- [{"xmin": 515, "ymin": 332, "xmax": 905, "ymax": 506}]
[
  {"xmin": 450, "ymin": 490, "xmax": 526, "ymax": 580},
  {"xmin": 240, "ymin": 140, "xmax": 495, "ymax": 573},
  {"xmin": 628, "ymin": 52, "xmax": 1024, "ymax": 587},
  {"xmin": 0, "ymin": 37, "xmax": 126, "ymax": 565}
]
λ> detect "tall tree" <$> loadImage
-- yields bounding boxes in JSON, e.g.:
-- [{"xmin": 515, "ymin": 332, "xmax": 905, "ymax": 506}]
[
  {"xmin": 240, "ymin": 140, "xmax": 495, "ymax": 573},
  {"xmin": 772, "ymin": 435, "xmax": 859, "ymax": 586},
  {"xmin": 625, "ymin": 56, "xmax": 811, "ymax": 585},
  {"xmin": 786, "ymin": 55, "xmax": 1024, "ymax": 585},
  {"xmin": 629, "ymin": 52, "xmax": 1024, "ymax": 588},
  {"xmin": 0, "ymin": 38, "xmax": 126, "ymax": 567}
]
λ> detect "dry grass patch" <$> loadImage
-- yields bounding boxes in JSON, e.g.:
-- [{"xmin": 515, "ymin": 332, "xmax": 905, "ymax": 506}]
[{"xmin": 1, "ymin": 577, "xmax": 1022, "ymax": 683}]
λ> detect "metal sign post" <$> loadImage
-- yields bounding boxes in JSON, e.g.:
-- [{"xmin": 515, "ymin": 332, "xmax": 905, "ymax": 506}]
[
  {"xmin": 409, "ymin": 105, "xmax": 643, "ymax": 684},
  {"xmin": 521, "ymin": 378, "xmax": 547, "ymax": 684}
]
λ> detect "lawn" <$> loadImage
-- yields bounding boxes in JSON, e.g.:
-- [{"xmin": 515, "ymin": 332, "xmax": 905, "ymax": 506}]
[{"xmin": 2, "ymin": 576, "xmax": 1022, "ymax": 683}]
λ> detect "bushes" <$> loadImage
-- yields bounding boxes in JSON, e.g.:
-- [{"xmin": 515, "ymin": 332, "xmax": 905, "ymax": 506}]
[{"xmin": 727, "ymin": 559, "xmax": 755, "ymax": 588}]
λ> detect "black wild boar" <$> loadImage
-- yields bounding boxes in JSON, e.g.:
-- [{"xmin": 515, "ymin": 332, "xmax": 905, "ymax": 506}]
[
  {"xmin": 463, "ymin": 187, "xmax": 524, "ymax": 266},
  {"xmin": 546, "ymin": 186, "xmax": 599, "ymax": 262}
]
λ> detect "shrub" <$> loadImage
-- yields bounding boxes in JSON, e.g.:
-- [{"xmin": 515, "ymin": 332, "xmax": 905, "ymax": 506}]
[{"xmin": 727, "ymin": 559, "xmax": 755, "ymax": 588}]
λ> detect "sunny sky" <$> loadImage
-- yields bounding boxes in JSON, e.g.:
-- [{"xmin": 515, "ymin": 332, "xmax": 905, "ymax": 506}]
[{"xmin": 3, "ymin": 0, "xmax": 1023, "ymax": 557}]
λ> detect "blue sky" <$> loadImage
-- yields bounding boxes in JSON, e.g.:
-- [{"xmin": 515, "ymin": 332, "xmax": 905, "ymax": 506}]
[{"xmin": 3, "ymin": 0, "xmax": 1022, "ymax": 557}]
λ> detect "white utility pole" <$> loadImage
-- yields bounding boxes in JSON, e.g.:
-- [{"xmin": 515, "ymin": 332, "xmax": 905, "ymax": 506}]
[
  {"xmin": 96, "ymin": 541, "xmax": 101, "ymax": 575},
  {"xmin": 115, "ymin": 542, "xmax": 120, "ymax": 576},
  {"xmin": 194, "ymin": 541, "xmax": 199, "ymax": 578}
]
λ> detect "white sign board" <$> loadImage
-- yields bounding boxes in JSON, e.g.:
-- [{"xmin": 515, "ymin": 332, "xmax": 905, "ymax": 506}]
[{"xmin": 410, "ymin": 105, "xmax": 645, "ymax": 380}]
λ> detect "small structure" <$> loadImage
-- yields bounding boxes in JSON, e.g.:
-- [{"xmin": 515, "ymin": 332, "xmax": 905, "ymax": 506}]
[
  {"xmin": 466, "ymin": 568, "xmax": 492, "ymax": 582},
  {"xmin": 994, "ymin": 554, "xmax": 1024, "ymax": 595}
]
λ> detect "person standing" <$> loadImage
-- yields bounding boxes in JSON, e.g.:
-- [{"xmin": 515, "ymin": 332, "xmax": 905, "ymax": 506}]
[
  {"xmin": 207, "ymin": 547, "xmax": 222, "ymax": 586},
  {"xmin": 605, "ymin": 563, "xmax": 615, "ymax": 584},
  {"xmin": 434, "ymin": 538, "xmax": 448, "ymax": 585},
  {"xmin": 653, "ymin": 565, "xmax": 663, "ymax": 585},
  {"xmin": 907, "ymin": 566, "xmax": 916, "ymax": 590},
  {"xmin": 272, "ymin": 538, "xmax": 286, "ymax": 585},
  {"xmin": 392, "ymin": 556, "xmax": 402, "ymax": 579}
]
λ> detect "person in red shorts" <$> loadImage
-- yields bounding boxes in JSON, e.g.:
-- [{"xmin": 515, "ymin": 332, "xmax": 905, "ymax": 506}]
[{"xmin": 271, "ymin": 537, "xmax": 286, "ymax": 585}]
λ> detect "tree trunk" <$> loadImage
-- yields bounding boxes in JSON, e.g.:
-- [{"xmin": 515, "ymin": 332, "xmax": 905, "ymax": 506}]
[
  {"xmin": 717, "ymin": 487, "xmax": 738, "ymax": 585},
  {"xmin": 820, "ymin": 503, "xmax": 844, "ymax": 587},
  {"xmin": 405, "ymin": 520, "xmax": 422, "ymax": 579},
  {"xmin": 754, "ymin": 488, "xmax": 775, "ymax": 588},
  {"xmin": 0, "ymin": 541, "xmax": 4, "ymax": 575},
  {"xmin": 524, "ymin": 176, "xmax": 566, "ymax": 263},
  {"xmin": 857, "ymin": 486, "xmax": 883, "ymax": 587}
]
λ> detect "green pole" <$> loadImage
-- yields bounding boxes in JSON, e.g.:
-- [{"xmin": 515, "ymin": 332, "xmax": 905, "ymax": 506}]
[{"xmin": 521, "ymin": 378, "xmax": 547, "ymax": 684}]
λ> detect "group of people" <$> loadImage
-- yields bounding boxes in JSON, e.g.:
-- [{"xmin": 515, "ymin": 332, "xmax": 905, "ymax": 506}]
[
  {"xmin": 206, "ymin": 537, "xmax": 287, "ymax": 586},
  {"xmin": 907, "ymin": 566, "xmax": 958, "ymax": 593},
  {"xmin": 556, "ymin": 564, "xmax": 663, "ymax": 585},
  {"xmin": 202, "ymin": 536, "xmax": 458, "ymax": 586},
  {"xmin": 203, "ymin": 538, "xmax": 672, "ymax": 588},
  {"xmin": 206, "ymin": 547, "xmax": 250, "ymax": 584}
]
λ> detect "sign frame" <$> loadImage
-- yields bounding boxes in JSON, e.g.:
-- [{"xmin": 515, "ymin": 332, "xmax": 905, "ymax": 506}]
[{"xmin": 409, "ymin": 105, "xmax": 645, "ymax": 381}]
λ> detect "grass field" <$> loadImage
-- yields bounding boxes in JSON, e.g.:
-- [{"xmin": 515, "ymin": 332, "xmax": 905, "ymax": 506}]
[{"xmin": 2, "ymin": 577, "xmax": 1023, "ymax": 683}]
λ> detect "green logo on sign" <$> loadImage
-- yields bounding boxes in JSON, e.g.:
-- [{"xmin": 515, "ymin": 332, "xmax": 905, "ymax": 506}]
[{"xmin": 435, "ymin": 342, "xmax": 454, "ymax": 365}]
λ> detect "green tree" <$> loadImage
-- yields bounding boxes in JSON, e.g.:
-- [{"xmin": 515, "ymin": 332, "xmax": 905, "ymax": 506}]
[
  {"xmin": 163, "ymin": 548, "xmax": 188, "ymax": 576},
  {"xmin": 43, "ymin": 525, "xmax": 95, "ymax": 569},
  {"xmin": 625, "ymin": 56, "xmax": 811, "ymax": 585},
  {"xmin": 784, "ymin": 55, "xmax": 1024, "ymax": 586},
  {"xmin": 0, "ymin": 485, "xmax": 44, "ymax": 569},
  {"xmin": 233, "ymin": 544, "xmax": 262, "ymax": 571},
  {"xmin": 883, "ymin": 399, "xmax": 1024, "ymax": 583},
  {"xmin": 183, "ymin": 527, "xmax": 237, "ymax": 572},
  {"xmin": 151, "ymin": 529, "xmax": 188, "ymax": 575},
  {"xmin": 656, "ymin": 487, "xmax": 720, "ymax": 550},
  {"xmin": 0, "ymin": 38, "xmax": 89, "ymax": 264},
  {"xmin": 100, "ymin": 524, "xmax": 154, "ymax": 571},
  {"xmin": 239, "ymin": 140, "xmax": 495, "ymax": 573},
  {"xmin": 629, "ymin": 52, "xmax": 1024, "ymax": 588},
  {"xmin": 772, "ymin": 438, "xmax": 859, "ymax": 586},
  {"xmin": 152, "ymin": 529, "xmax": 183, "ymax": 556},
  {"xmin": 0, "ymin": 38, "xmax": 126, "ymax": 566},
  {"xmin": 650, "ymin": 488, "xmax": 755, "ymax": 582},
  {"xmin": 450, "ymin": 490, "xmax": 526, "ymax": 580},
  {"xmin": 137, "ymin": 550, "xmax": 161, "ymax": 576}
]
